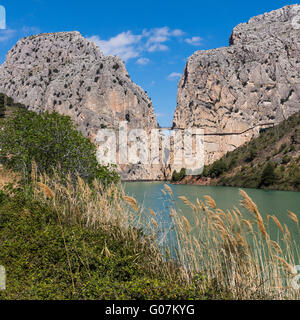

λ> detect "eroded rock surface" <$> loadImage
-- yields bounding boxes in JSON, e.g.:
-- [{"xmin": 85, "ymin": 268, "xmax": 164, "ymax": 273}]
[
  {"xmin": 173, "ymin": 5, "xmax": 300, "ymax": 165},
  {"xmin": 0, "ymin": 31, "xmax": 163, "ymax": 180}
]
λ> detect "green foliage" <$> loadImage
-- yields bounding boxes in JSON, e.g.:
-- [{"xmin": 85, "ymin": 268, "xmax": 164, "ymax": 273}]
[
  {"xmin": 0, "ymin": 109, "xmax": 119, "ymax": 185},
  {"xmin": 245, "ymin": 147, "xmax": 257, "ymax": 162},
  {"xmin": 171, "ymin": 168, "xmax": 186, "ymax": 182},
  {"xmin": 260, "ymin": 162, "xmax": 277, "ymax": 187},
  {"xmin": 281, "ymin": 155, "xmax": 291, "ymax": 164},
  {"xmin": 209, "ymin": 159, "xmax": 227, "ymax": 178}
]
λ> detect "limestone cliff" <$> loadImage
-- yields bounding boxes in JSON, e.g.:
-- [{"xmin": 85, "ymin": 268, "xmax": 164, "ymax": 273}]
[
  {"xmin": 173, "ymin": 5, "xmax": 300, "ymax": 165},
  {"xmin": 0, "ymin": 31, "xmax": 163, "ymax": 180}
]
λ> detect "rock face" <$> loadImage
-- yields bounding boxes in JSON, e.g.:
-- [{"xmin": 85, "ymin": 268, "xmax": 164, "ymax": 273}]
[
  {"xmin": 0, "ymin": 31, "xmax": 163, "ymax": 180},
  {"xmin": 173, "ymin": 5, "xmax": 300, "ymax": 165}
]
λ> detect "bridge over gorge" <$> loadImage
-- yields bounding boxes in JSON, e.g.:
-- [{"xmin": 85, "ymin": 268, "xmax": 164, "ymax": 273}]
[
  {"xmin": 155, "ymin": 122, "xmax": 276, "ymax": 136},
  {"xmin": 104, "ymin": 122, "xmax": 276, "ymax": 136}
]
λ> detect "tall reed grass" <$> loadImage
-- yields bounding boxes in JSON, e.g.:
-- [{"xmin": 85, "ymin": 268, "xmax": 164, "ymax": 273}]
[
  {"xmin": 162, "ymin": 184, "xmax": 300, "ymax": 299},
  {"xmin": 2, "ymin": 165, "xmax": 299, "ymax": 299}
]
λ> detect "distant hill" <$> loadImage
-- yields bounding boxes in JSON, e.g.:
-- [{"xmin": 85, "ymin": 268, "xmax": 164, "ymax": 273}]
[{"xmin": 180, "ymin": 112, "xmax": 300, "ymax": 191}]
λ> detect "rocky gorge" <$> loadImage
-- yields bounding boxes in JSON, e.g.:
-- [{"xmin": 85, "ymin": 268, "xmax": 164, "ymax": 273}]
[{"xmin": 1, "ymin": 5, "xmax": 300, "ymax": 180}]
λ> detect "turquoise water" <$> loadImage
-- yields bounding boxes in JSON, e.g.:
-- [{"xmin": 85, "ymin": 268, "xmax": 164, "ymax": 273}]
[{"xmin": 123, "ymin": 182, "xmax": 300, "ymax": 245}]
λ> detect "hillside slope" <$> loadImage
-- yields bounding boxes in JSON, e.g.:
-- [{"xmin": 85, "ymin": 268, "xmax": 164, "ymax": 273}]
[{"xmin": 178, "ymin": 112, "xmax": 300, "ymax": 191}]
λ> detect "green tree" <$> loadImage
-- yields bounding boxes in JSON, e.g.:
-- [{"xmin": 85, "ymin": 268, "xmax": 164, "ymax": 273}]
[
  {"xmin": 245, "ymin": 147, "xmax": 257, "ymax": 162},
  {"xmin": 260, "ymin": 162, "xmax": 276, "ymax": 187},
  {"xmin": 171, "ymin": 168, "xmax": 186, "ymax": 182},
  {"xmin": 0, "ymin": 109, "xmax": 119, "ymax": 185},
  {"xmin": 209, "ymin": 159, "xmax": 227, "ymax": 178}
]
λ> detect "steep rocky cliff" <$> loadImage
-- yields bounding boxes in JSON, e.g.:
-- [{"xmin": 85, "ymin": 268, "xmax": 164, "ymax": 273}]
[
  {"xmin": 0, "ymin": 31, "xmax": 162, "ymax": 180},
  {"xmin": 173, "ymin": 5, "xmax": 300, "ymax": 165}
]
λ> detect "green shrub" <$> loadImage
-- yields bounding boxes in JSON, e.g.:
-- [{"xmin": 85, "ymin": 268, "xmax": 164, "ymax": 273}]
[
  {"xmin": 260, "ymin": 162, "xmax": 277, "ymax": 186},
  {"xmin": 171, "ymin": 168, "xmax": 186, "ymax": 182},
  {"xmin": 0, "ymin": 109, "xmax": 119, "ymax": 185},
  {"xmin": 281, "ymin": 155, "xmax": 291, "ymax": 164},
  {"xmin": 0, "ymin": 188, "xmax": 154, "ymax": 299},
  {"xmin": 245, "ymin": 147, "xmax": 257, "ymax": 162},
  {"xmin": 209, "ymin": 159, "xmax": 227, "ymax": 178}
]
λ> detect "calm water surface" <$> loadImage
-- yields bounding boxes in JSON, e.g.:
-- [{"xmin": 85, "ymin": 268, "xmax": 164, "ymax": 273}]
[{"xmin": 123, "ymin": 182, "xmax": 300, "ymax": 244}]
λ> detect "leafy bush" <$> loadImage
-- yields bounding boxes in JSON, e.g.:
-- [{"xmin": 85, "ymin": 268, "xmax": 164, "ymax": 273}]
[
  {"xmin": 245, "ymin": 147, "xmax": 257, "ymax": 162},
  {"xmin": 260, "ymin": 162, "xmax": 277, "ymax": 186},
  {"xmin": 171, "ymin": 168, "xmax": 186, "ymax": 182},
  {"xmin": 209, "ymin": 159, "xmax": 227, "ymax": 178},
  {"xmin": 281, "ymin": 155, "xmax": 291, "ymax": 164},
  {"xmin": 0, "ymin": 187, "xmax": 158, "ymax": 299},
  {"xmin": 0, "ymin": 109, "xmax": 119, "ymax": 185}
]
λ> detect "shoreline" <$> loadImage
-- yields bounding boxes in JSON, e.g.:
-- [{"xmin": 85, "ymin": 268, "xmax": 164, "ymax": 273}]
[{"xmin": 122, "ymin": 176, "xmax": 300, "ymax": 193}]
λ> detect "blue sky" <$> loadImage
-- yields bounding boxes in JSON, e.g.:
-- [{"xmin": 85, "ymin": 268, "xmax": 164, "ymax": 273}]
[{"xmin": 0, "ymin": 0, "xmax": 297, "ymax": 126}]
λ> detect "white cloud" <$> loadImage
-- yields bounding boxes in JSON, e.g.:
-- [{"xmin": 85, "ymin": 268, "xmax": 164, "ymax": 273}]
[
  {"xmin": 167, "ymin": 72, "xmax": 181, "ymax": 80},
  {"xmin": 0, "ymin": 29, "xmax": 16, "ymax": 42},
  {"xmin": 185, "ymin": 36, "xmax": 203, "ymax": 46},
  {"xmin": 156, "ymin": 113, "xmax": 166, "ymax": 118},
  {"xmin": 0, "ymin": 26, "xmax": 40, "ymax": 43},
  {"xmin": 144, "ymin": 27, "xmax": 184, "ymax": 52},
  {"xmin": 88, "ymin": 31, "xmax": 142, "ymax": 61},
  {"xmin": 88, "ymin": 26, "xmax": 186, "ymax": 61},
  {"xmin": 147, "ymin": 43, "xmax": 168, "ymax": 52},
  {"xmin": 136, "ymin": 57, "xmax": 150, "ymax": 65},
  {"xmin": 22, "ymin": 26, "xmax": 41, "ymax": 35}
]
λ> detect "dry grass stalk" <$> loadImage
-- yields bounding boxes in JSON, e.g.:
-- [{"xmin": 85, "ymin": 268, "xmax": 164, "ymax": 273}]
[
  {"xmin": 239, "ymin": 190, "xmax": 259, "ymax": 215},
  {"xmin": 196, "ymin": 198, "xmax": 203, "ymax": 210},
  {"xmin": 178, "ymin": 195, "xmax": 195, "ymax": 210},
  {"xmin": 233, "ymin": 206, "xmax": 243, "ymax": 217},
  {"xmin": 204, "ymin": 195, "xmax": 216, "ymax": 209},
  {"xmin": 240, "ymin": 190, "xmax": 267, "ymax": 238},
  {"xmin": 149, "ymin": 209, "xmax": 156, "ymax": 217},
  {"xmin": 151, "ymin": 218, "xmax": 158, "ymax": 228},
  {"xmin": 287, "ymin": 210, "xmax": 299, "ymax": 226},
  {"xmin": 284, "ymin": 224, "xmax": 291, "ymax": 241},
  {"xmin": 124, "ymin": 196, "xmax": 138, "ymax": 212},
  {"xmin": 164, "ymin": 184, "xmax": 173, "ymax": 197},
  {"xmin": 270, "ymin": 240, "xmax": 283, "ymax": 255},
  {"xmin": 274, "ymin": 256, "xmax": 294, "ymax": 274},
  {"xmin": 37, "ymin": 182, "xmax": 55, "ymax": 199},
  {"xmin": 0, "ymin": 167, "xmax": 21, "ymax": 189},
  {"xmin": 269, "ymin": 215, "xmax": 284, "ymax": 234},
  {"xmin": 242, "ymin": 219, "xmax": 254, "ymax": 232},
  {"xmin": 235, "ymin": 232, "xmax": 246, "ymax": 247},
  {"xmin": 182, "ymin": 216, "xmax": 191, "ymax": 233}
]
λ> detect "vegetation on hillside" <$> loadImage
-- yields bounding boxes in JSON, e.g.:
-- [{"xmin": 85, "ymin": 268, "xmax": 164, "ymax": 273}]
[
  {"xmin": 0, "ymin": 108, "xmax": 119, "ymax": 185},
  {"xmin": 197, "ymin": 112, "xmax": 300, "ymax": 191}
]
